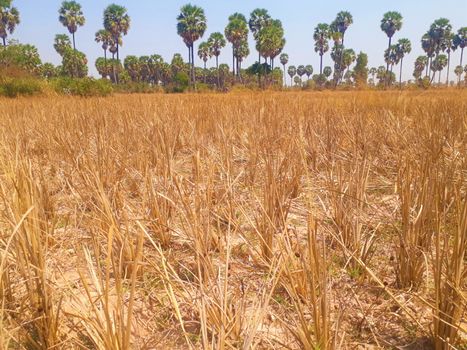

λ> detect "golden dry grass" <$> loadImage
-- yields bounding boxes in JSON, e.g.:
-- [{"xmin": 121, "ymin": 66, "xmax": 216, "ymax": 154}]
[{"xmin": 0, "ymin": 90, "xmax": 465, "ymax": 349}]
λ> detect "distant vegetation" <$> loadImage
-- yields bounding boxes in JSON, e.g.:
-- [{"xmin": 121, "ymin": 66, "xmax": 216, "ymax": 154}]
[{"xmin": 0, "ymin": 0, "xmax": 466, "ymax": 96}]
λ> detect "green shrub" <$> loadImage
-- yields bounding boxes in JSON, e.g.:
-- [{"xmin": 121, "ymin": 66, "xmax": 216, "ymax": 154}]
[
  {"xmin": 52, "ymin": 77, "xmax": 113, "ymax": 97},
  {"xmin": 168, "ymin": 72, "xmax": 189, "ymax": 93},
  {"xmin": 0, "ymin": 78, "xmax": 43, "ymax": 97}
]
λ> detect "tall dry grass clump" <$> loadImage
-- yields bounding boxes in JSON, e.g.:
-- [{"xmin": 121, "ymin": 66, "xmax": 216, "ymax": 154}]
[{"xmin": 0, "ymin": 90, "xmax": 465, "ymax": 349}]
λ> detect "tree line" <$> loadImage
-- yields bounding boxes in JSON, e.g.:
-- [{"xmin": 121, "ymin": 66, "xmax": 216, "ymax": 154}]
[{"xmin": 1, "ymin": 0, "xmax": 466, "ymax": 90}]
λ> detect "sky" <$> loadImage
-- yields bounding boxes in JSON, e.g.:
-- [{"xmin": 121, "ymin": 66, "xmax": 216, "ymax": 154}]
[{"xmin": 9, "ymin": 0, "xmax": 467, "ymax": 81}]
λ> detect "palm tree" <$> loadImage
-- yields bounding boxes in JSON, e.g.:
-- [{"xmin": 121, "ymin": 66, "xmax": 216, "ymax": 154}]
[
  {"xmin": 452, "ymin": 27, "xmax": 466, "ymax": 68},
  {"xmin": 266, "ymin": 20, "xmax": 285, "ymax": 69},
  {"xmin": 207, "ymin": 32, "xmax": 225, "ymax": 88},
  {"xmin": 58, "ymin": 1, "xmax": 85, "ymax": 50},
  {"xmin": 124, "ymin": 55, "xmax": 140, "ymax": 81},
  {"xmin": 255, "ymin": 19, "xmax": 285, "ymax": 87},
  {"xmin": 428, "ymin": 18, "xmax": 452, "ymax": 82},
  {"xmin": 177, "ymin": 4, "xmax": 207, "ymax": 85},
  {"xmin": 342, "ymin": 48, "xmax": 356, "ymax": 74},
  {"xmin": 332, "ymin": 11, "xmax": 353, "ymax": 45},
  {"xmin": 440, "ymin": 33, "xmax": 454, "ymax": 84},
  {"xmin": 225, "ymin": 13, "xmax": 248, "ymax": 78},
  {"xmin": 280, "ymin": 53, "xmax": 288, "ymax": 86},
  {"xmin": 293, "ymin": 76, "xmax": 301, "ymax": 86},
  {"xmin": 313, "ymin": 23, "xmax": 330, "ymax": 74},
  {"xmin": 249, "ymin": 9, "xmax": 271, "ymax": 86},
  {"xmin": 331, "ymin": 11, "xmax": 353, "ymax": 86},
  {"xmin": 305, "ymin": 65, "xmax": 313, "ymax": 80},
  {"xmin": 0, "ymin": 0, "xmax": 19, "ymax": 46},
  {"xmin": 431, "ymin": 54, "xmax": 448, "ymax": 84},
  {"xmin": 384, "ymin": 45, "xmax": 398, "ymax": 83},
  {"xmin": 413, "ymin": 56, "xmax": 428, "ymax": 80},
  {"xmin": 197, "ymin": 41, "xmax": 211, "ymax": 83},
  {"xmin": 297, "ymin": 65, "xmax": 306, "ymax": 85},
  {"xmin": 249, "ymin": 9, "xmax": 271, "ymax": 64},
  {"xmin": 235, "ymin": 39, "xmax": 249, "ymax": 81},
  {"xmin": 54, "ymin": 33, "xmax": 72, "ymax": 56},
  {"xmin": 171, "ymin": 53, "xmax": 185, "ymax": 76},
  {"xmin": 396, "ymin": 38, "xmax": 411, "ymax": 88},
  {"xmin": 323, "ymin": 66, "xmax": 332, "ymax": 79},
  {"xmin": 454, "ymin": 65, "xmax": 463, "ymax": 85},
  {"xmin": 95, "ymin": 29, "xmax": 113, "ymax": 68},
  {"xmin": 104, "ymin": 4, "xmax": 130, "ymax": 67},
  {"xmin": 376, "ymin": 66, "xmax": 386, "ymax": 85},
  {"xmin": 330, "ymin": 42, "xmax": 344, "ymax": 85},
  {"xmin": 139, "ymin": 56, "xmax": 151, "ymax": 82},
  {"xmin": 147, "ymin": 54, "xmax": 164, "ymax": 85},
  {"xmin": 422, "ymin": 33, "xmax": 436, "ymax": 78},
  {"xmin": 381, "ymin": 11, "xmax": 403, "ymax": 85},
  {"xmin": 287, "ymin": 65, "xmax": 296, "ymax": 86}
]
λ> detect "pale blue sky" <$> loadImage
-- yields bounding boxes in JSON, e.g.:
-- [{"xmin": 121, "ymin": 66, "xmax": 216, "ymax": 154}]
[{"xmin": 9, "ymin": 0, "xmax": 467, "ymax": 80}]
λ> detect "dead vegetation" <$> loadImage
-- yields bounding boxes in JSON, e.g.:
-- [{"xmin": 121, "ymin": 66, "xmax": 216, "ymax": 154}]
[{"xmin": 0, "ymin": 90, "xmax": 465, "ymax": 349}]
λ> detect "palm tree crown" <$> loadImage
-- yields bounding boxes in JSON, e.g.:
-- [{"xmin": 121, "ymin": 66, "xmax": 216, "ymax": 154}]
[
  {"xmin": 225, "ymin": 13, "xmax": 248, "ymax": 76},
  {"xmin": 207, "ymin": 32, "xmax": 226, "ymax": 57},
  {"xmin": 104, "ymin": 4, "xmax": 130, "ymax": 48},
  {"xmin": 177, "ymin": 4, "xmax": 207, "ymax": 84},
  {"xmin": 287, "ymin": 65, "xmax": 296, "ymax": 78},
  {"xmin": 280, "ymin": 53, "xmax": 288, "ymax": 66},
  {"xmin": 197, "ymin": 41, "xmax": 210, "ymax": 64},
  {"xmin": 177, "ymin": 4, "xmax": 207, "ymax": 48},
  {"xmin": 396, "ymin": 38, "xmax": 412, "ymax": 58},
  {"xmin": 249, "ymin": 8, "xmax": 271, "ymax": 39},
  {"xmin": 380, "ymin": 11, "xmax": 403, "ymax": 39},
  {"xmin": 256, "ymin": 19, "xmax": 285, "ymax": 68},
  {"xmin": 314, "ymin": 23, "xmax": 331, "ymax": 74},
  {"xmin": 207, "ymin": 32, "xmax": 225, "ymax": 87},
  {"xmin": 59, "ymin": 1, "xmax": 84, "ymax": 35},
  {"xmin": 332, "ymin": 11, "xmax": 353, "ymax": 39},
  {"xmin": 0, "ymin": 1, "xmax": 19, "ymax": 46},
  {"xmin": 452, "ymin": 27, "xmax": 467, "ymax": 67},
  {"xmin": 429, "ymin": 18, "xmax": 452, "ymax": 48},
  {"xmin": 95, "ymin": 29, "xmax": 112, "ymax": 52}
]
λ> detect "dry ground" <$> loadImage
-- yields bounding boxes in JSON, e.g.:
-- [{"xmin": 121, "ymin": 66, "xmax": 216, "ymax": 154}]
[{"xmin": 0, "ymin": 90, "xmax": 465, "ymax": 349}]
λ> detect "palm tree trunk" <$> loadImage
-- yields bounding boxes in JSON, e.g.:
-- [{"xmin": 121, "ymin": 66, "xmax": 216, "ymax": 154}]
[
  {"xmin": 390, "ymin": 64, "xmax": 393, "ymax": 86},
  {"xmin": 430, "ymin": 55, "xmax": 437, "ymax": 84},
  {"xmin": 460, "ymin": 47, "xmax": 464, "ymax": 66},
  {"xmin": 238, "ymin": 60, "xmax": 242, "ymax": 83},
  {"xmin": 282, "ymin": 64, "xmax": 286, "ymax": 87},
  {"xmin": 320, "ymin": 53, "xmax": 323, "ymax": 75},
  {"xmin": 191, "ymin": 44, "xmax": 195, "ymax": 86},
  {"xmin": 438, "ymin": 70, "xmax": 441, "ymax": 85},
  {"xmin": 103, "ymin": 49, "xmax": 107, "ymax": 78},
  {"xmin": 446, "ymin": 51, "xmax": 450, "ymax": 85},
  {"xmin": 216, "ymin": 55, "xmax": 220, "ymax": 88},
  {"xmin": 386, "ymin": 36, "xmax": 392, "ymax": 87},
  {"xmin": 258, "ymin": 52, "xmax": 261, "ymax": 87},
  {"xmin": 187, "ymin": 46, "xmax": 191, "ymax": 84},
  {"xmin": 399, "ymin": 57, "xmax": 403, "ymax": 89},
  {"xmin": 112, "ymin": 52, "xmax": 117, "ymax": 84},
  {"xmin": 204, "ymin": 61, "xmax": 207, "ymax": 83},
  {"xmin": 425, "ymin": 56, "xmax": 430, "ymax": 77},
  {"xmin": 337, "ymin": 33, "xmax": 345, "ymax": 86},
  {"xmin": 116, "ymin": 41, "xmax": 120, "ymax": 84},
  {"xmin": 232, "ymin": 48, "xmax": 235, "ymax": 77},
  {"xmin": 72, "ymin": 32, "xmax": 76, "ymax": 50}
]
